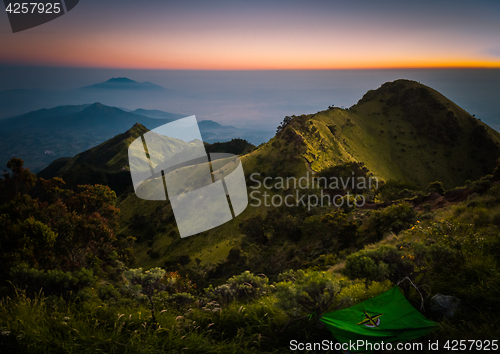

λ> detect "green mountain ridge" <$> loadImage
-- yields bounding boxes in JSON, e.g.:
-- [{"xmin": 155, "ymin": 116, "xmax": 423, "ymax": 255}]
[
  {"xmin": 244, "ymin": 79, "xmax": 500, "ymax": 189},
  {"xmin": 37, "ymin": 123, "xmax": 149, "ymax": 195},
  {"xmin": 38, "ymin": 123, "xmax": 256, "ymax": 195}
]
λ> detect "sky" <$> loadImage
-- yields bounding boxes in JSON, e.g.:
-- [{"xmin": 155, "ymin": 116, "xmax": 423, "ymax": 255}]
[{"xmin": 1, "ymin": 0, "xmax": 500, "ymax": 70}]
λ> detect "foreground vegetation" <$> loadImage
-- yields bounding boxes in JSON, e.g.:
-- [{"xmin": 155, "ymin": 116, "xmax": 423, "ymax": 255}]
[{"xmin": 1, "ymin": 155, "xmax": 500, "ymax": 353}]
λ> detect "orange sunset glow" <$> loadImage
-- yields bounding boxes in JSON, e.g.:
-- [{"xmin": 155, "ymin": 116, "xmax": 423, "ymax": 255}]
[{"xmin": 1, "ymin": 0, "xmax": 500, "ymax": 70}]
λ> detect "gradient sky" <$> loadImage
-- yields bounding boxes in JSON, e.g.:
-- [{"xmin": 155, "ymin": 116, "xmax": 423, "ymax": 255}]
[{"xmin": 1, "ymin": 0, "xmax": 500, "ymax": 69}]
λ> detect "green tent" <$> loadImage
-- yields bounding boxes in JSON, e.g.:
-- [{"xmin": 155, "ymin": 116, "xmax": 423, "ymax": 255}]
[{"xmin": 320, "ymin": 287, "xmax": 438, "ymax": 352}]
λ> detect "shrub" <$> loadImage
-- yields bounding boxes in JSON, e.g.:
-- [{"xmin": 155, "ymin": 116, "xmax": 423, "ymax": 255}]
[
  {"xmin": 274, "ymin": 269, "xmax": 346, "ymax": 316},
  {"xmin": 338, "ymin": 279, "xmax": 393, "ymax": 305},
  {"xmin": 327, "ymin": 124, "xmax": 337, "ymax": 136},
  {"xmin": 427, "ymin": 181, "xmax": 445, "ymax": 195},
  {"xmin": 97, "ymin": 283, "xmax": 121, "ymax": 301},
  {"xmin": 240, "ymin": 216, "xmax": 269, "ymax": 245},
  {"xmin": 362, "ymin": 202, "xmax": 417, "ymax": 242},
  {"xmin": 301, "ymin": 210, "xmax": 358, "ymax": 251},
  {"xmin": 276, "ymin": 116, "xmax": 293, "ymax": 134},
  {"xmin": 344, "ymin": 238, "xmax": 460, "ymax": 287},
  {"xmin": 492, "ymin": 211, "xmax": 500, "ymax": 226},
  {"xmin": 317, "ymin": 162, "xmax": 373, "ymax": 194},
  {"xmin": 166, "ymin": 292, "xmax": 195, "ymax": 310},
  {"xmin": 469, "ymin": 178, "xmax": 491, "ymax": 194},
  {"xmin": 124, "ymin": 268, "xmax": 166, "ymax": 297},
  {"xmin": 343, "ymin": 254, "xmax": 389, "ymax": 282},
  {"xmin": 124, "ymin": 267, "xmax": 167, "ymax": 322},
  {"xmin": 9, "ymin": 265, "xmax": 96, "ymax": 299},
  {"xmin": 208, "ymin": 271, "xmax": 269, "ymax": 305},
  {"xmin": 375, "ymin": 180, "xmax": 421, "ymax": 203},
  {"xmin": 271, "ymin": 212, "xmax": 302, "ymax": 241}
]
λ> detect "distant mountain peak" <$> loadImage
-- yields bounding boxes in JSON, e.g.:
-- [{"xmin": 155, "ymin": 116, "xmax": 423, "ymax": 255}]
[
  {"xmin": 250, "ymin": 78, "xmax": 500, "ymax": 189},
  {"xmin": 199, "ymin": 120, "xmax": 223, "ymax": 127},
  {"xmin": 356, "ymin": 79, "xmax": 435, "ymax": 107},
  {"xmin": 80, "ymin": 78, "xmax": 166, "ymax": 91},
  {"xmin": 106, "ymin": 77, "xmax": 137, "ymax": 83},
  {"xmin": 80, "ymin": 102, "xmax": 118, "ymax": 113},
  {"xmin": 354, "ymin": 78, "xmax": 464, "ymax": 144},
  {"xmin": 88, "ymin": 102, "xmax": 105, "ymax": 107},
  {"xmin": 125, "ymin": 123, "xmax": 150, "ymax": 139}
]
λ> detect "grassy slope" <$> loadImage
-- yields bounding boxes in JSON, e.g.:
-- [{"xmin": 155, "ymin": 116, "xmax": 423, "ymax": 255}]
[
  {"xmin": 341, "ymin": 80, "xmax": 500, "ymax": 188},
  {"xmin": 250, "ymin": 79, "xmax": 500, "ymax": 189},
  {"xmin": 118, "ymin": 179, "xmax": 272, "ymax": 268}
]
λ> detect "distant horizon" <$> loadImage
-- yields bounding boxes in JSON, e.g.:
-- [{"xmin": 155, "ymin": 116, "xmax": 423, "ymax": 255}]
[
  {"xmin": 2, "ymin": 65, "xmax": 500, "ymax": 90},
  {"xmin": 1, "ymin": 68, "xmax": 499, "ymax": 137}
]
